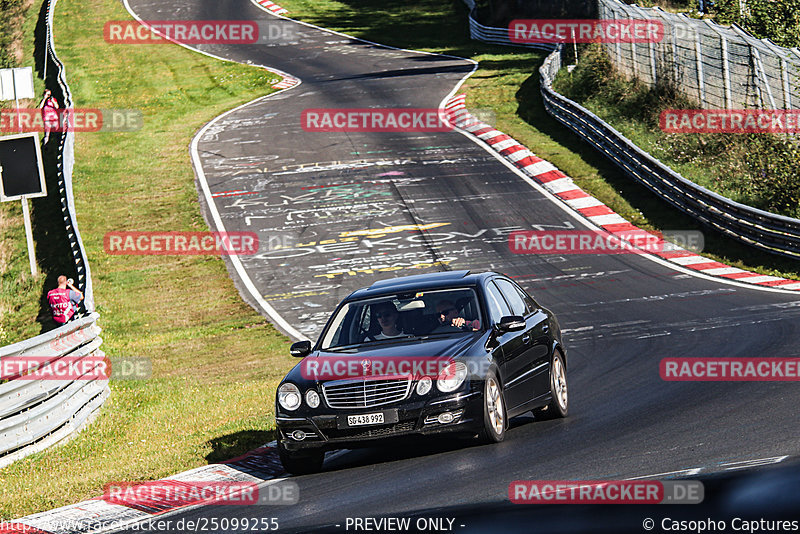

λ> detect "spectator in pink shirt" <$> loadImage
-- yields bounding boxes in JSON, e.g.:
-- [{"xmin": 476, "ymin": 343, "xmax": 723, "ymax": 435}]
[
  {"xmin": 38, "ymin": 89, "xmax": 61, "ymax": 144},
  {"xmin": 47, "ymin": 275, "xmax": 83, "ymax": 324}
]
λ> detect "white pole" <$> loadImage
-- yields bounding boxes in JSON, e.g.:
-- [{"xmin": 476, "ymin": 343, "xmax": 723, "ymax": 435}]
[
  {"xmin": 44, "ymin": 17, "xmax": 49, "ymax": 82},
  {"xmin": 571, "ymin": 27, "xmax": 578, "ymax": 65},
  {"xmin": 21, "ymin": 197, "xmax": 37, "ymax": 277},
  {"xmin": 12, "ymin": 72, "xmax": 21, "ymax": 132}
]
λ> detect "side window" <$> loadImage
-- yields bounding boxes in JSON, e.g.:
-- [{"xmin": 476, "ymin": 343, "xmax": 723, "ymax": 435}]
[
  {"xmin": 512, "ymin": 281, "xmax": 537, "ymax": 313},
  {"xmin": 485, "ymin": 282, "xmax": 512, "ymax": 323},
  {"xmin": 495, "ymin": 279, "xmax": 527, "ymax": 317}
]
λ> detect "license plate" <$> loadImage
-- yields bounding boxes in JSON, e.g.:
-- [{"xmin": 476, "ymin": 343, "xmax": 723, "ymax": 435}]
[{"xmin": 346, "ymin": 412, "xmax": 384, "ymax": 426}]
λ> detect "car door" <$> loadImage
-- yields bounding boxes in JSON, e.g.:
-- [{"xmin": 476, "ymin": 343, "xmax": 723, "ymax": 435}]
[
  {"xmin": 510, "ymin": 280, "xmax": 552, "ymax": 399},
  {"xmin": 483, "ymin": 280, "xmax": 517, "ymax": 389},
  {"xmin": 485, "ymin": 279, "xmax": 529, "ymax": 410},
  {"xmin": 494, "ymin": 278, "xmax": 550, "ymax": 410}
]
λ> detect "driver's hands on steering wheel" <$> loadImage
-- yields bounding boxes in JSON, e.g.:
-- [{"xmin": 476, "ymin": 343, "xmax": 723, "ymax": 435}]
[{"xmin": 451, "ymin": 317, "xmax": 467, "ymax": 328}]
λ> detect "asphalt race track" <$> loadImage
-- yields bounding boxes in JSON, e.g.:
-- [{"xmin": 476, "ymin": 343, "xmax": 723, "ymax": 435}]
[{"xmin": 122, "ymin": 0, "xmax": 800, "ymax": 531}]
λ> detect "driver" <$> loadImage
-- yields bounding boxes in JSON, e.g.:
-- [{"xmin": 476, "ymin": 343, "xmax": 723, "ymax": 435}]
[
  {"xmin": 368, "ymin": 301, "xmax": 407, "ymax": 340},
  {"xmin": 436, "ymin": 300, "xmax": 480, "ymax": 331}
]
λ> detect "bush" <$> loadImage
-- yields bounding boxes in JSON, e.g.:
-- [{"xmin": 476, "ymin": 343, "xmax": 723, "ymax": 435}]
[
  {"xmin": 711, "ymin": 0, "xmax": 800, "ymax": 47},
  {"xmin": 728, "ymin": 135, "xmax": 800, "ymax": 216}
]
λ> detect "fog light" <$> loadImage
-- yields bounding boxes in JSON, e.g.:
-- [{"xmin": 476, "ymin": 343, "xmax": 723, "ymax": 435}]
[
  {"xmin": 306, "ymin": 389, "xmax": 320, "ymax": 408},
  {"xmin": 437, "ymin": 412, "xmax": 455, "ymax": 424},
  {"xmin": 416, "ymin": 376, "xmax": 432, "ymax": 396},
  {"xmin": 290, "ymin": 430, "xmax": 307, "ymax": 441}
]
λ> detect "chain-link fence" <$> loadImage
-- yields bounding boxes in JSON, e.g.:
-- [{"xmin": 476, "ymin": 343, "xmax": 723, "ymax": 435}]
[
  {"xmin": 540, "ymin": 44, "xmax": 800, "ymax": 260},
  {"xmin": 598, "ymin": 0, "xmax": 800, "ymax": 110}
]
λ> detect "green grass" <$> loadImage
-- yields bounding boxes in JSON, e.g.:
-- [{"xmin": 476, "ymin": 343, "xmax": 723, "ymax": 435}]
[{"xmin": 0, "ymin": 0, "xmax": 297, "ymax": 519}]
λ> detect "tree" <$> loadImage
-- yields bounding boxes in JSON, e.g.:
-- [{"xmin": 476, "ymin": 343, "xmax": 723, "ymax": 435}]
[{"xmin": 712, "ymin": 0, "xmax": 800, "ymax": 47}]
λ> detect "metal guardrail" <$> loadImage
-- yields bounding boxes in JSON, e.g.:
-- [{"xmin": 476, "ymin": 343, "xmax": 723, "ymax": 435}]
[
  {"xmin": 465, "ymin": 3, "xmax": 556, "ymax": 52},
  {"xmin": 0, "ymin": 313, "xmax": 108, "ymax": 469},
  {"xmin": 460, "ymin": 0, "xmax": 800, "ymax": 260},
  {"xmin": 0, "ymin": 0, "xmax": 107, "ymax": 468},
  {"xmin": 46, "ymin": 0, "xmax": 95, "ymax": 312},
  {"xmin": 539, "ymin": 46, "xmax": 800, "ymax": 260}
]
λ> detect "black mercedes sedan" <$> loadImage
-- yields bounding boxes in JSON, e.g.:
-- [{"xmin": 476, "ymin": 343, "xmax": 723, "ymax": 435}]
[{"xmin": 275, "ymin": 270, "xmax": 568, "ymax": 474}]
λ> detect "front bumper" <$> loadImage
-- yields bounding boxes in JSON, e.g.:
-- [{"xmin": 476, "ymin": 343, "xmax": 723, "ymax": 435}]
[{"xmin": 276, "ymin": 389, "xmax": 483, "ymax": 452}]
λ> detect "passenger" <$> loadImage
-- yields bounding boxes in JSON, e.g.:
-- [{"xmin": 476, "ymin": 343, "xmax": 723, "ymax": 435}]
[{"xmin": 436, "ymin": 300, "xmax": 480, "ymax": 331}]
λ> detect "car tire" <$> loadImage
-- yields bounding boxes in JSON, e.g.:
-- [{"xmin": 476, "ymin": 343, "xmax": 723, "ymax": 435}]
[
  {"xmin": 277, "ymin": 440, "xmax": 324, "ymax": 475},
  {"xmin": 479, "ymin": 370, "xmax": 506, "ymax": 443},
  {"xmin": 533, "ymin": 350, "xmax": 568, "ymax": 420}
]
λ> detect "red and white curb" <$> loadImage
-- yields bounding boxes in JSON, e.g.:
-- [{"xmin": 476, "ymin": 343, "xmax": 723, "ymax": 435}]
[
  {"xmin": 443, "ymin": 94, "xmax": 800, "ymax": 292},
  {"xmin": 272, "ymin": 76, "xmax": 299, "ymax": 90},
  {"xmin": 3, "ymin": 443, "xmax": 287, "ymax": 534},
  {"xmin": 256, "ymin": 0, "xmax": 288, "ymax": 15},
  {"xmin": 248, "ymin": 0, "xmax": 297, "ymax": 90},
  {"xmin": 5, "ymin": 443, "xmax": 351, "ymax": 533}
]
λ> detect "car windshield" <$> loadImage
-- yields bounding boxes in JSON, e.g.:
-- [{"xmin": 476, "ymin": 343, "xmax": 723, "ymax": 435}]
[{"xmin": 319, "ymin": 288, "xmax": 483, "ymax": 350}]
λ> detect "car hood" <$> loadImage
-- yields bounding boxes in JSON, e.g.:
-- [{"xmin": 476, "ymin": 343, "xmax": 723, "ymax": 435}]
[{"xmin": 283, "ymin": 333, "xmax": 482, "ymax": 385}]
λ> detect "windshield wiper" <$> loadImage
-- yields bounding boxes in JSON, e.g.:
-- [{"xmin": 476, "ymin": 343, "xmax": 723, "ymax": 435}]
[{"xmin": 323, "ymin": 344, "xmax": 361, "ymax": 353}]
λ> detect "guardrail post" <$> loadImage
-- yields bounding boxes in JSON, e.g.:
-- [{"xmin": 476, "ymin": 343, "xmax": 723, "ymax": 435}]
[
  {"xmin": 722, "ymin": 32, "xmax": 732, "ymax": 108},
  {"xmin": 781, "ymin": 59, "xmax": 792, "ymax": 110},
  {"xmin": 752, "ymin": 48, "xmax": 777, "ymax": 109},
  {"xmin": 694, "ymin": 26, "xmax": 706, "ymax": 106},
  {"xmin": 670, "ymin": 17, "xmax": 680, "ymax": 88},
  {"xmin": 612, "ymin": 9, "xmax": 622, "ymax": 68}
]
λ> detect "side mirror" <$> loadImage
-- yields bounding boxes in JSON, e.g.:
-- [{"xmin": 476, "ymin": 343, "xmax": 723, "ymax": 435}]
[
  {"xmin": 290, "ymin": 340, "xmax": 312, "ymax": 358},
  {"xmin": 496, "ymin": 315, "xmax": 525, "ymax": 333}
]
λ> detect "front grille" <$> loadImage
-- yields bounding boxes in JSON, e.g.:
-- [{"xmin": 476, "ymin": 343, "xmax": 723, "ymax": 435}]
[
  {"xmin": 322, "ymin": 377, "xmax": 411, "ymax": 409},
  {"xmin": 326, "ymin": 421, "xmax": 417, "ymax": 440}
]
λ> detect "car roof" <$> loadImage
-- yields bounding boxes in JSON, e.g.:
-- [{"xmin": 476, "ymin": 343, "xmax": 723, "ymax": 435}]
[{"xmin": 346, "ymin": 270, "xmax": 498, "ymax": 300}]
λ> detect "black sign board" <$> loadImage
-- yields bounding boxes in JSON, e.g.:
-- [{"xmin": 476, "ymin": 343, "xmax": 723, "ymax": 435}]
[{"xmin": 0, "ymin": 133, "xmax": 47, "ymax": 201}]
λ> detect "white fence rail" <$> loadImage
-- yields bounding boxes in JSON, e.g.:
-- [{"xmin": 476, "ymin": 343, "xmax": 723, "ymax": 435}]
[
  {"xmin": 0, "ymin": 313, "xmax": 108, "ymax": 469},
  {"xmin": 597, "ymin": 1, "xmax": 800, "ymax": 110}
]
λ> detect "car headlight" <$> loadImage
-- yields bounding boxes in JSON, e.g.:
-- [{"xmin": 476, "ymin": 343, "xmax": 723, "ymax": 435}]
[
  {"xmin": 305, "ymin": 389, "xmax": 320, "ymax": 408},
  {"xmin": 416, "ymin": 376, "xmax": 432, "ymax": 396},
  {"xmin": 437, "ymin": 361, "xmax": 468, "ymax": 393},
  {"xmin": 278, "ymin": 383, "xmax": 302, "ymax": 411}
]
